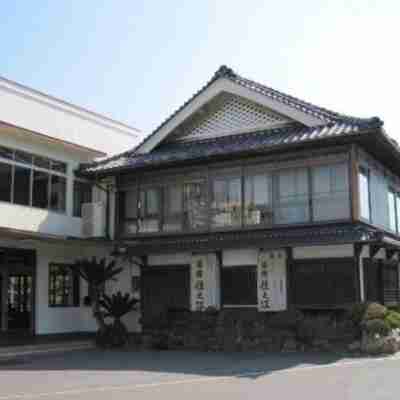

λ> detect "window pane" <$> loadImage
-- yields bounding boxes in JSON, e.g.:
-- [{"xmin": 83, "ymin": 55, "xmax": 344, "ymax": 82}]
[
  {"xmin": 0, "ymin": 146, "xmax": 13, "ymax": 160},
  {"xmin": 359, "ymin": 169, "xmax": 370, "ymax": 221},
  {"xmin": 14, "ymin": 166, "xmax": 31, "ymax": 206},
  {"xmin": 211, "ymin": 177, "xmax": 242, "ymax": 227},
  {"xmin": 15, "ymin": 150, "xmax": 32, "ymax": 165},
  {"xmin": 32, "ymin": 170, "xmax": 49, "ymax": 209},
  {"xmin": 163, "ymin": 185, "xmax": 182, "ymax": 232},
  {"xmin": 73, "ymin": 181, "xmax": 92, "ymax": 217},
  {"xmin": 397, "ymin": 196, "xmax": 400, "ymax": 233},
  {"xmin": 388, "ymin": 190, "xmax": 396, "ymax": 232},
  {"xmin": 50, "ymin": 175, "xmax": 66, "ymax": 212},
  {"xmin": 0, "ymin": 162, "xmax": 12, "ymax": 202},
  {"xmin": 146, "ymin": 189, "xmax": 159, "ymax": 215},
  {"xmin": 312, "ymin": 163, "xmax": 350, "ymax": 221},
  {"xmin": 124, "ymin": 190, "xmax": 138, "ymax": 219},
  {"xmin": 184, "ymin": 181, "xmax": 208, "ymax": 230},
  {"xmin": 138, "ymin": 188, "xmax": 160, "ymax": 233},
  {"xmin": 51, "ymin": 160, "xmax": 67, "ymax": 174},
  {"xmin": 276, "ymin": 168, "xmax": 309, "ymax": 224},
  {"xmin": 34, "ymin": 156, "xmax": 51, "ymax": 170},
  {"xmin": 244, "ymin": 173, "xmax": 272, "ymax": 225}
]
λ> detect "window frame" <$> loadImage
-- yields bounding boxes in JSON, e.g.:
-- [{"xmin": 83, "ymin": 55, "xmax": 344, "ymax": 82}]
[
  {"xmin": 0, "ymin": 145, "xmax": 68, "ymax": 214},
  {"xmin": 48, "ymin": 263, "xmax": 80, "ymax": 308},
  {"xmin": 358, "ymin": 166, "xmax": 371, "ymax": 223}
]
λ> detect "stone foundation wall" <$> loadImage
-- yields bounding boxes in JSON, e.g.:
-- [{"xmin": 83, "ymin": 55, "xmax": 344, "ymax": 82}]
[{"xmin": 141, "ymin": 308, "xmax": 357, "ymax": 352}]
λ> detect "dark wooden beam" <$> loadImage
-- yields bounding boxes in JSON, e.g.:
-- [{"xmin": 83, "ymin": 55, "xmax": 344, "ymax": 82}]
[
  {"xmin": 349, "ymin": 145, "xmax": 360, "ymax": 221},
  {"xmin": 354, "ymin": 243, "xmax": 363, "ymax": 302},
  {"xmin": 370, "ymin": 244, "xmax": 382, "ymax": 259},
  {"xmin": 286, "ymin": 247, "xmax": 293, "ymax": 308},
  {"xmin": 386, "ymin": 249, "xmax": 398, "ymax": 261}
]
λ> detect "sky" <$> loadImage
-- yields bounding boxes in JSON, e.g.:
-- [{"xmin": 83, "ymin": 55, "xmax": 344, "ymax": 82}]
[{"xmin": 1, "ymin": 0, "xmax": 400, "ymax": 144}]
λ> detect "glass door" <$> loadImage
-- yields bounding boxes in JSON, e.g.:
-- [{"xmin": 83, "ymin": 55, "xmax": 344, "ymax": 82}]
[{"xmin": 7, "ymin": 273, "xmax": 33, "ymax": 331}]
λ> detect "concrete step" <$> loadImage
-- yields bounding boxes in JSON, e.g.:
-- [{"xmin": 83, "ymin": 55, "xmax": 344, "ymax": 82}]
[{"xmin": 0, "ymin": 340, "xmax": 94, "ymax": 360}]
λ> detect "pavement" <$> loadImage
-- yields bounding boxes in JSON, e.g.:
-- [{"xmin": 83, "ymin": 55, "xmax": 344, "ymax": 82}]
[{"xmin": 0, "ymin": 349, "xmax": 399, "ymax": 399}]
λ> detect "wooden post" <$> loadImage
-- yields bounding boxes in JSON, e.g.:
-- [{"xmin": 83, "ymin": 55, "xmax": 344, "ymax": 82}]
[
  {"xmin": 349, "ymin": 145, "xmax": 360, "ymax": 221},
  {"xmin": 286, "ymin": 247, "xmax": 293, "ymax": 308},
  {"xmin": 354, "ymin": 243, "xmax": 363, "ymax": 302}
]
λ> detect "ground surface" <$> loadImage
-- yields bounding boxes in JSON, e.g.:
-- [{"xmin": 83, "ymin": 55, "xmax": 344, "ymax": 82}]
[{"xmin": 0, "ymin": 349, "xmax": 399, "ymax": 399}]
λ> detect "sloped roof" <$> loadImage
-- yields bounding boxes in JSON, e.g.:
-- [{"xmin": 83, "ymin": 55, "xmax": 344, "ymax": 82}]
[
  {"xmin": 83, "ymin": 117, "xmax": 382, "ymax": 174},
  {"xmin": 123, "ymin": 222, "xmax": 383, "ymax": 255},
  {"xmin": 81, "ymin": 65, "xmax": 384, "ymax": 175}
]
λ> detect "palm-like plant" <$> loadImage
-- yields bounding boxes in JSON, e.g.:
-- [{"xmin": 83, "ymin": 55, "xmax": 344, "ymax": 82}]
[
  {"xmin": 99, "ymin": 292, "xmax": 139, "ymax": 347},
  {"xmin": 69, "ymin": 257, "xmax": 123, "ymax": 334},
  {"xmin": 100, "ymin": 291, "xmax": 139, "ymax": 320}
]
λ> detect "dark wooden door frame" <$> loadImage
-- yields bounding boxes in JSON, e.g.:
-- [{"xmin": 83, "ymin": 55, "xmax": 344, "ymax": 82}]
[{"xmin": 0, "ymin": 248, "xmax": 36, "ymax": 335}]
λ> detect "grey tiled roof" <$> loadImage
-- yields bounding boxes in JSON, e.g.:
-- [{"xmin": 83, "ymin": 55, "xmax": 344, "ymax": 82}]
[
  {"xmin": 123, "ymin": 223, "xmax": 382, "ymax": 255},
  {"xmin": 83, "ymin": 117, "xmax": 382, "ymax": 174}
]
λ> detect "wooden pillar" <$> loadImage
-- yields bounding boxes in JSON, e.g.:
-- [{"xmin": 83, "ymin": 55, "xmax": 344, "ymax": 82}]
[
  {"xmin": 286, "ymin": 247, "xmax": 293, "ymax": 308},
  {"xmin": 139, "ymin": 255, "xmax": 147, "ymax": 325},
  {"xmin": 354, "ymin": 243, "xmax": 363, "ymax": 302},
  {"xmin": 349, "ymin": 145, "xmax": 360, "ymax": 221}
]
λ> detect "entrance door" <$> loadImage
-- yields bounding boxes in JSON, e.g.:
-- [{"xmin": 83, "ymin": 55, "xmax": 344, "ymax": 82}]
[
  {"xmin": 0, "ymin": 248, "xmax": 35, "ymax": 334},
  {"xmin": 142, "ymin": 266, "xmax": 190, "ymax": 326}
]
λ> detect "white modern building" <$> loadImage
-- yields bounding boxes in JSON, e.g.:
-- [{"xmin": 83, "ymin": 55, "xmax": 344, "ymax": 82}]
[{"xmin": 0, "ymin": 76, "xmax": 141, "ymax": 336}]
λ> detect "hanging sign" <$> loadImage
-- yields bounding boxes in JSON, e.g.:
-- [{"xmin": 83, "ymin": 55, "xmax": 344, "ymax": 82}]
[
  {"xmin": 190, "ymin": 254, "xmax": 220, "ymax": 311},
  {"xmin": 257, "ymin": 249, "xmax": 287, "ymax": 312}
]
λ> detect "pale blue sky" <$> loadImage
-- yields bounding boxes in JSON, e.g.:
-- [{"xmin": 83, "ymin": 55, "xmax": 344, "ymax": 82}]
[{"xmin": 1, "ymin": 1, "xmax": 400, "ymax": 142}]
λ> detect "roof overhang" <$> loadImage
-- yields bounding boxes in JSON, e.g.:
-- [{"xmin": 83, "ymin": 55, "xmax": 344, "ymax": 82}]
[
  {"xmin": 0, "ymin": 120, "xmax": 106, "ymax": 157},
  {"xmin": 0, "ymin": 226, "xmax": 113, "ymax": 247}
]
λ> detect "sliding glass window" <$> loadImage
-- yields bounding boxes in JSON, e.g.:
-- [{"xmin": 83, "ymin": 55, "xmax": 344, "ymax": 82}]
[
  {"xmin": 244, "ymin": 173, "xmax": 273, "ymax": 225},
  {"xmin": 276, "ymin": 168, "xmax": 309, "ymax": 224},
  {"xmin": 359, "ymin": 167, "xmax": 371, "ymax": 221},
  {"xmin": 211, "ymin": 176, "xmax": 241, "ymax": 228},
  {"xmin": 0, "ymin": 162, "xmax": 12, "ymax": 202},
  {"xmin": 312, "ymin": 163, "xmax": 350, "ymax": 221}
]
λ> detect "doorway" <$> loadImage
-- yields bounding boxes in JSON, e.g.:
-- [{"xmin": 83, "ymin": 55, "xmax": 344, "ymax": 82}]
[{"xmin": 0, "ymin": 248, "xmax": 35, "ymax": 334}]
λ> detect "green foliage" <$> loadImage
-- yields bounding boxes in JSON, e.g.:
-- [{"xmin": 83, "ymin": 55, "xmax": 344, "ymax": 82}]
[
  {"xmin": 364, "ymin": 303, "xmax": 388, "ymax": 321},
  {"xmin": 69, "ymin": 257, "xmax": 123, "ymax": 290},
  {"xmin": 363, "ymin": 318, "xmax": 390, "ymax": 336},
  {"xmin": 384, "ymin": 310, "xmax": 400, "ymax": 329},
  {"xmin": 348, "ymin": 303, "xmax": 369, "ymax": 326},
  {"xmin": 100, "ymin": 291, "xmax": 139, "ymax": 319}
]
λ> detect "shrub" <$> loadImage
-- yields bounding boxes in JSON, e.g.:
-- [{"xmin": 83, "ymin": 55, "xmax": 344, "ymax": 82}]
[
  {"xmin": 363, "ymin": 303, "xmax": 388, "ymax": 321},
  {"xmin": 385, "ymin": 310, "xmax": 400, "ymax": 330},
  {"xmin": 363, "ymin": 318, "xmax": 390, "ymax": 336},
  {"xmin": 349, "ymin": 303, "xmax": 369, "ymax": 325}
]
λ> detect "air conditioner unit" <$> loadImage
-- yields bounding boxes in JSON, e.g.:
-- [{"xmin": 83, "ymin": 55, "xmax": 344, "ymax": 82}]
[{"xmin": 82, "ymin": 202, "xmax": 106, "ymax": 238}]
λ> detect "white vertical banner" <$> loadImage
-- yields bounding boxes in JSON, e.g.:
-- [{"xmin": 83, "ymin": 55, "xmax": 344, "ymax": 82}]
[
  {"xmin": 257, "ymin": 249, "xmax": 287, "ymax": 312},
  {"xmin": 190, "ymin": 253, "xmax": 220, "ymax": 311}
]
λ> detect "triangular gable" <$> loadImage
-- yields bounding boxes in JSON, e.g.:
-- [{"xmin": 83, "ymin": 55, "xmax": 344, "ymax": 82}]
[
  {"xmin": 166, "ymin": 92, "xmax": 293, "ymax": 143},
  {"xmin": 134, "ymin": 67, "xmax": 334, "ymax": 155}
]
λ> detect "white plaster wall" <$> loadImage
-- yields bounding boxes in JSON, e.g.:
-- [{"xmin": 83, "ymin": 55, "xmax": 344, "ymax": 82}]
[
  {"xmin": 222, "ymin": 249, "xmax": 258, "ymax": 266},
  {"xmin": 0, "ymin": 239, "xmax": 141, "ymax": 334},
  {"xmin": 148, "ymin": 253, "xmax": 191, "ymax": 266},
  {"xmin": 0, "ymin": 202, "xmax": 82, "ymax": 237},
  {"xmin": 293, "ymin": 244, "xmax": 354, "ymax": 259},
  {"xmin": 0, "ymin": 77, "xmax": 139, "ymax": 155}
]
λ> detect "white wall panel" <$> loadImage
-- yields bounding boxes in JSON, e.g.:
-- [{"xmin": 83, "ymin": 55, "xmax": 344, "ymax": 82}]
[
  {"xmin": 293, "ymin": 245, "xmax": 354, "ymax": 259},
  {"xmin": 223, "ymin": 249, "xmax": 258, "ymax": 266}
]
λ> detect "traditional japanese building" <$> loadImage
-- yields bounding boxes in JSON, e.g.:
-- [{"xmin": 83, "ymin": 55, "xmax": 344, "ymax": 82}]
[{"xmin": 82, "ymin": 66, "xmax": 400, "ymax": 350}]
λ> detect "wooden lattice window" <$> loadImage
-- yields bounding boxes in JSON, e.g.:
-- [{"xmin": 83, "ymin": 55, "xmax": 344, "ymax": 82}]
[{"xmin": 49, "ymin": 264, "xmax": 80, "ymax": 307}]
